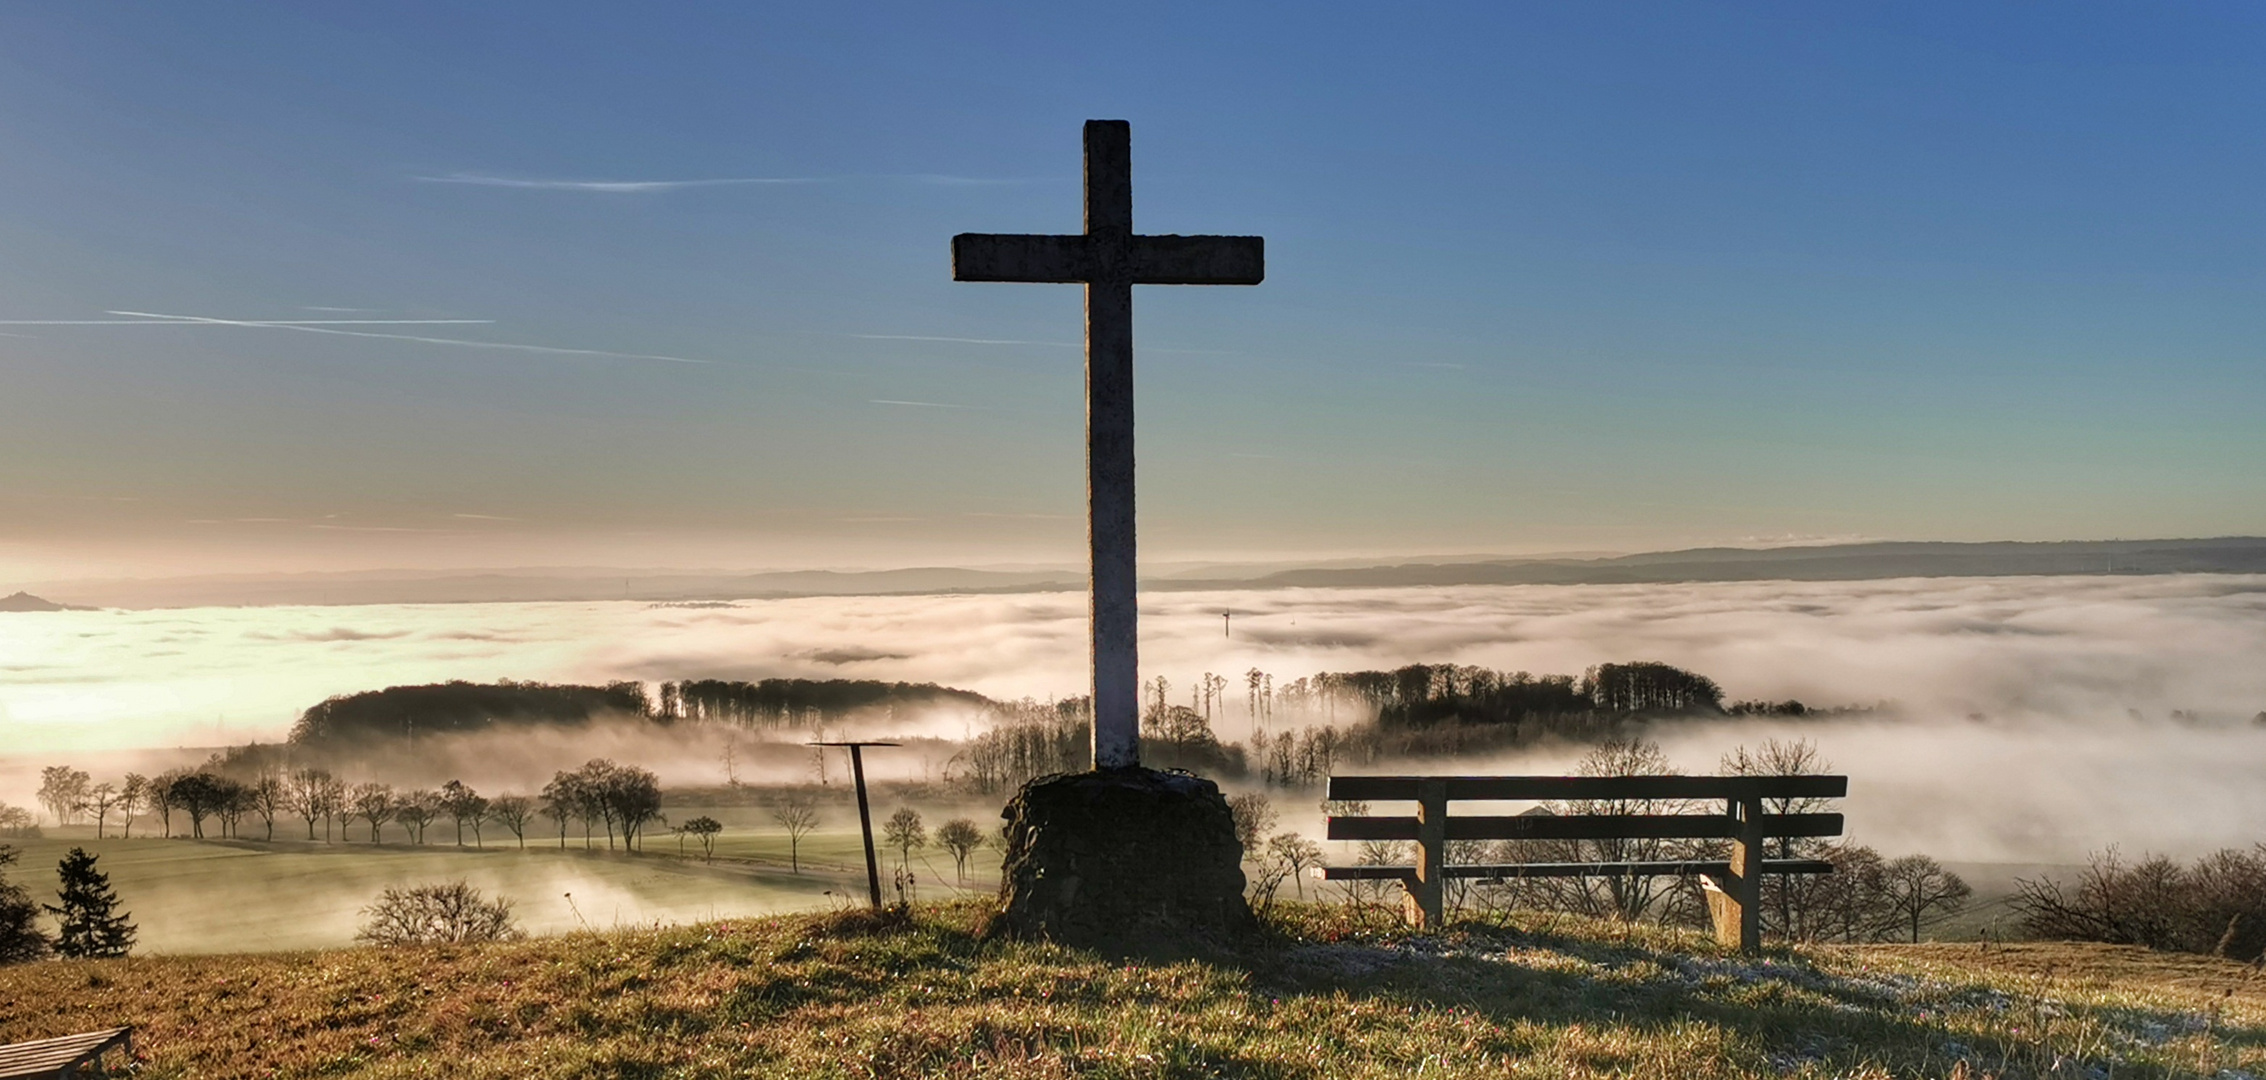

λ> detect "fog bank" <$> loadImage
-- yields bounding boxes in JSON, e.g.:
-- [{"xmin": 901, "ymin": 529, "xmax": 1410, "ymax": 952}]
[{"xmin": 5, "ymin": 574, "xmax": 2262, "ymax": 863}]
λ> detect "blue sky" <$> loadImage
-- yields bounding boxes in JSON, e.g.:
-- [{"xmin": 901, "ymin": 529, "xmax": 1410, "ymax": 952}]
[{"xmin": 2, "ymin": 3, "xmax": 2261, "ymax": 577}]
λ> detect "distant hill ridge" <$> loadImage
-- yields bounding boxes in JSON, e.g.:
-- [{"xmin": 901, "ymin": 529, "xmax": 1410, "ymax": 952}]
[
  {"xmin": 21, "ymin": 536, "xmax": 2266, "ymax": 608},
  {"xmin": 1208, "ymin": 536, "xmax": 2266, "ymax": 590},
  {"xmin": 0, "ymin": 591, "xmax": 89, "ymax": 612}
]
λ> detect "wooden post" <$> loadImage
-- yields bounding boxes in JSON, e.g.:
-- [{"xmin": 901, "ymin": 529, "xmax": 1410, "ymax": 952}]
[
  {"xmin": 1082, "ymin": 121, "xmax": 1140, "ymax": 770},
  {"xmin": 1706, "ymin": 795, "xmax": 1765, "ymax": 952},
  {"xmin": 850, "ymin": 745, "xmax": 883, "ymax": 908},
  {"xmin": 812, "ymin": 741, "xmax": 899, "ymax": 909},
  {"xmin": 1406, "ymin": 778, "xmax": 1447, "ymax": 930}
]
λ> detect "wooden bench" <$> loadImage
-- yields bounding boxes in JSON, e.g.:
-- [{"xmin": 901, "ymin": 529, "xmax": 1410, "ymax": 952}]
[
  {"xmin": 0, "ymin": 1027, "xmax": 133, "ymax": 1079},
  {"xmin": 1320, "ymin": 774, "xmax": 1848, "ymax": 951}
]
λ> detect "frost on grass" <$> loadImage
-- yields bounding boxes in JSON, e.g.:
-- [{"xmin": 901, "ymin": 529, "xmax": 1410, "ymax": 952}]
[{"xmin": 0, "ymin": 902, "xmax": 2260, "ymax": 1079}]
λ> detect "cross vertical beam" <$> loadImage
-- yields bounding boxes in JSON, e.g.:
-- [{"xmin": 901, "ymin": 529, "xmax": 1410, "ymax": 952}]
[
  {"xmin": 951, "ymin": 120, "xmax": 1264, "ymax": 771},
  {"xmin": 1084, "ymin": 121, "xmax": 1140, "ymax": 771}
]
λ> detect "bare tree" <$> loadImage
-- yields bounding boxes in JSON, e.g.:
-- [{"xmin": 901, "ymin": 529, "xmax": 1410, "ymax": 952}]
[
  {"xmin": 1880, "ymin": 854, "xmax": 1972, "ymax": 943},
  {"xmin": 1227, "ymin": 793, "xmax": 1277, "ymax": 854},
  {"xmin": 146, "ymin": 772, "xmax": 180, "ymax": 838},
  {"xmin": 286, "ymin": 769, "xmax": 332, "ymax": 840},
  {"xmin": 394, "ymin": 791, "xmax": 439, "ymax": 845},
  {"xmin": 679, "ymin": 816, "xmax": 722, "ymax": 861},
  {"xmin": 1268, "ymin": 832, "xmax": 1324, "ymax": 900},
  {"xmin": 116, "ymin": 774, "xmax": 147, "ymax": 839},
  {"xmin": 936, "ymin": 819, "xmax": 984, "ymax": 881},
  {"xmin": 37, "ymin": 767, "xmax": 91, "ymax": 827},
  {"xmin": 487, "ymin": 795, "xmax": 533, "ymax": 850},
  {"xmin": 79, "ymin": 784, "xmax": 122, "ymax": 839},
  {"xmin": 167, "ymin": 772, "xmax": 227, "ymax": 839},
  {"xmin": 539, "ymin": 773, "xmax": 581, "ymax": 849},
  {"xmin": 439, "ymin": 780, "xmax": 488, "ymax": 848},
  {"xmin": 770, "ymin": 795, "xmax": 820, "ymax": 873},
  {"xmin": 350, "ymin": 783, "xmax": 396, "ymax": 843},
  {"xmin": 214, "ymin": 777, "xmax": 251, "ymax": 839},
  {"xmin": 249, "ymin": 774, "xmax": 286, "ymax": 841},
  {"xmin": 883, "ymin": 807, "xmax": 926, "ymax": 872},
  {"xmin": 317, "ymin": 773, "xmax": 347, "ymax": 843}
]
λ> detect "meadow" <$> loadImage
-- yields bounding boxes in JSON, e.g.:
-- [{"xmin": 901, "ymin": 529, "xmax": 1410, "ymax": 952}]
[
  {"xmin": 1, "ymin": 900, "xmax": 2260, "ymax": 1079},
  {"xmin": 4, "ymin": 817, "xmax": 1006, "ymax": 954}
]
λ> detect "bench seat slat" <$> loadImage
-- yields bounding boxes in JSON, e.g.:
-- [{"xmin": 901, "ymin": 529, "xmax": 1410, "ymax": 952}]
[
  {"xmin": 1327, "ymin": 774, "xmax": 1847, "ymax": 802},
  {"xmin": 1319, "ymin": 858, "xmax": 1836, "ymax": 881},
  {"xmin": 1328, "ymin": 812, "xmax": 1843, "ymax": 842}
]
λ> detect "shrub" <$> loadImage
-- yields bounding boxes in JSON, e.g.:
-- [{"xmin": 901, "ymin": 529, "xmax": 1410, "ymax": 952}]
[
  {"xmin": 356, "ymin": 881, "xmax": 521, "ymax": 946},
  {"xmin": 2011, "ymin": 846, "xmax": 2266, "ymax": 960}
]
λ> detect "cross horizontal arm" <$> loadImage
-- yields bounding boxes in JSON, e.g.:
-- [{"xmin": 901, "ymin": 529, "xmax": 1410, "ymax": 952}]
[
  {"xmin": 1133, "ymin": 235, "xmax": 1264, "ymax": 285},
  {"xmin": 953, "ymin": 233, "xmax": 1090, "ymax": 283}
]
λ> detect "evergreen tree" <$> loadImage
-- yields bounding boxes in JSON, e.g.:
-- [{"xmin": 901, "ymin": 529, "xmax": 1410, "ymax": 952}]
[
  {"xmin": 0, "ymin": 845, "xmax": 51, "ymax": 964},
  {"xmin": 46, "ymin": 847, "xmax": 134, "ymax": 958}
]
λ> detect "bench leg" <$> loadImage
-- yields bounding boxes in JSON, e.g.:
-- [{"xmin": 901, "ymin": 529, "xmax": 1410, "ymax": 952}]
[
  {"xmin": 1701, "ymin": 873, "xmax": 1741, "ymax": 947},
  {"xmin": 1706, "ymin": 795, "xmax": 1765, "ymax": 953},
  {"xmin": 1406, "ymin": 778, "xmax": 1447, "ymax": 931}
]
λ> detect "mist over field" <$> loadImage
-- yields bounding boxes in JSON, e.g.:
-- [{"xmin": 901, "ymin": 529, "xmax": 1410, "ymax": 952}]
[{"xmin": 4, "ymin": 574, "xmax": 2263, "ymax": 864}]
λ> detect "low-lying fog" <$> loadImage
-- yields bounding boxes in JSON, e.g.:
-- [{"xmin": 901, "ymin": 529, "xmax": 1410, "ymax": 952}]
[{"xmin": 5, "ymin": 574, "xmax": 2263, "ymax": 863}]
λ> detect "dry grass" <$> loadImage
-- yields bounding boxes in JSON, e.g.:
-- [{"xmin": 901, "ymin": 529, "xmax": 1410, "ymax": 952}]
[{"xmin": 0, "ymin": 901, "xmax": 2260, "ymax": 1078}]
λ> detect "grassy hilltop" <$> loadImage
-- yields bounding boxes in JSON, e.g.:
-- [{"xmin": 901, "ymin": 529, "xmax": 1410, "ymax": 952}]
[{"xmin": 1, "ymin": 902, "xmax": 2260, "ymax": 1079}]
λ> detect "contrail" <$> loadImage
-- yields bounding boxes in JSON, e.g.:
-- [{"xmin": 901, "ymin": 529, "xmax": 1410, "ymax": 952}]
[
  {"xmin": 104, "ymin": 311, "xmax": 712, "ymax": 365},
  {"xmin": 415, "ymin": 173, "xmax": 820, "ymax": 192},
  {"xmin": 0, "ymin": 318, "xmax": 494, "ymax": 326},
  {"xmin": 850, "ymin": 334, "xmax": 1079, "ymax": 348},
  {"xmin": 416, "ymin": 172, "xmax": 1050, "ymax": 192}
]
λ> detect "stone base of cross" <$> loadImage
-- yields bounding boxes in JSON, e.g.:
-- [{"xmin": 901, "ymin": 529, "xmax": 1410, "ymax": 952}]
[{"xmin": 955, "ymin": 121, "xmax": 1261, "ymax": 944}]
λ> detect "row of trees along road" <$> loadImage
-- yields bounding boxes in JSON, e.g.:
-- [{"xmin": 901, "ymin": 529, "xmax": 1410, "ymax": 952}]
[{"xmin": 28, "ymin": 759, "xmax": 665, "ymax": 851}]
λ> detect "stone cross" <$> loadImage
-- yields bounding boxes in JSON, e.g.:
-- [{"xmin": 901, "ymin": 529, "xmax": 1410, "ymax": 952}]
[{"xmin": 954, "ymin": 120, "xmax": 1263, "ymax": 769}]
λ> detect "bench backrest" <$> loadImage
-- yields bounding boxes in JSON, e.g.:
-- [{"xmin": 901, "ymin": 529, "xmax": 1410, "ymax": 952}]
[{"xmin": 1327, "ymin": 774, "xmax": 1846, "ymax": 802}]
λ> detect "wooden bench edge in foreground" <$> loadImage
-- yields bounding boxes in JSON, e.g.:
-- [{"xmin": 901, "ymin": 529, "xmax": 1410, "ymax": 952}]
[{"xmin": 0, "ymin": 1026, "xmax": 134, "ymax": 1080}]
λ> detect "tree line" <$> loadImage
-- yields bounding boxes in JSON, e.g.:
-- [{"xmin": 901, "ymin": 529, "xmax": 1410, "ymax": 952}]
[
  {"xmin": 658, "ymin": 679, "xmax": 993, "ymax": 728},
  {"xmin": 289, "ymin": 680, "xmax": 655, "ymax": 749},
  {"xmin": 30, "ymin": 759, "xmax": 666, "ymax": 851}
]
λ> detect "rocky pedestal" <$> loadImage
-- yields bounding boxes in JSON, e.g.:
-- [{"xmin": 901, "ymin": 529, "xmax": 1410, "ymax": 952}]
[{"xmin": 993, "ymin": 767, "xmax": 1254, "ymax": 948}]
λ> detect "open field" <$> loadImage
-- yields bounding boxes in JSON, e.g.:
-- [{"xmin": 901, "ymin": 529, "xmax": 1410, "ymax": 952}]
[
  {"xmin": 1, "ymin": 822, "xmax": 1002, "ymax": 954},
  {"xmin": 6, "ymin": 821, "xmax": 2077, "ymax": 956},
  {"xmin": 1, "ymin": 901, "xmax": 2261, "ymax": 1078}
]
